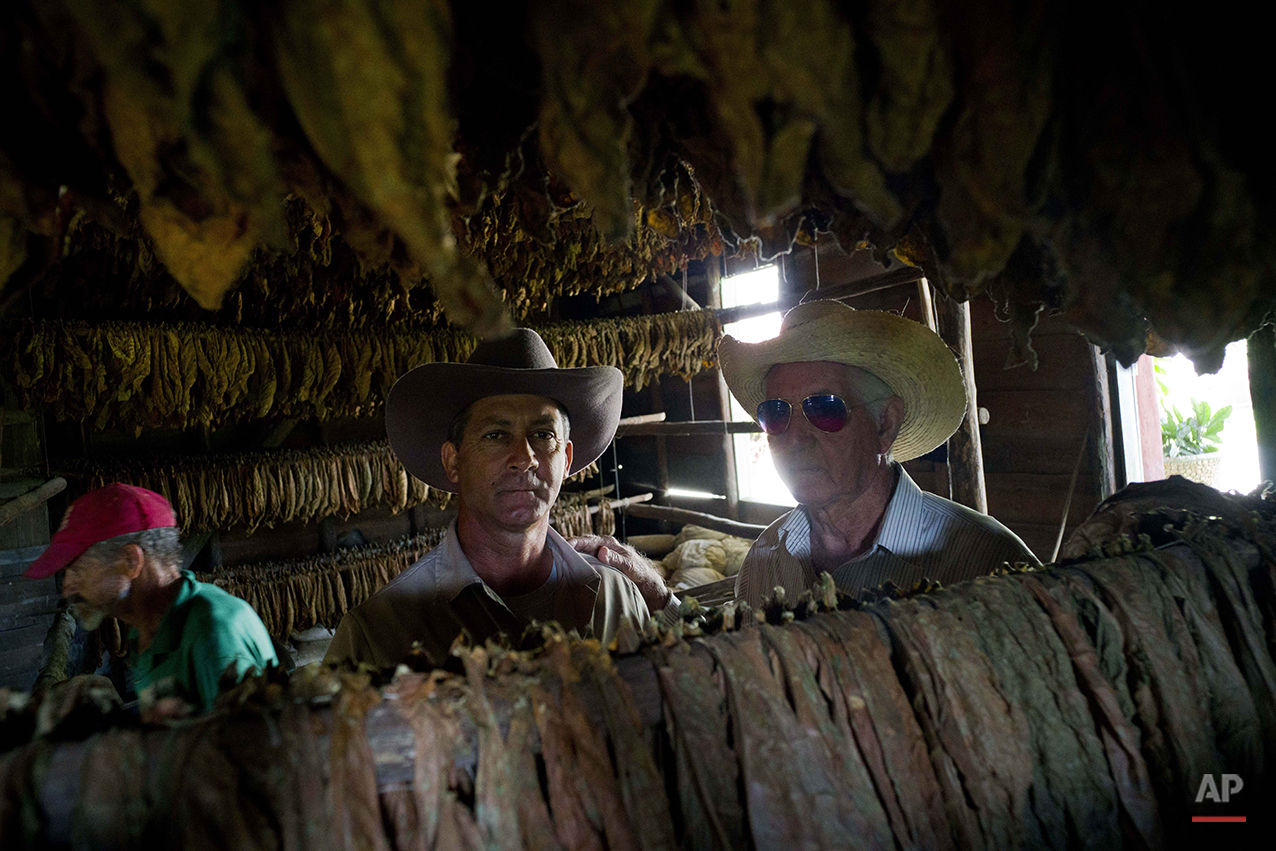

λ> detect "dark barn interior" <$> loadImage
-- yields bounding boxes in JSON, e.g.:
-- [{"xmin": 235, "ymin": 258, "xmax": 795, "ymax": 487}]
[{"xmin": 2, "ymin": 1, "xmax": 1276, "ymax": 848}]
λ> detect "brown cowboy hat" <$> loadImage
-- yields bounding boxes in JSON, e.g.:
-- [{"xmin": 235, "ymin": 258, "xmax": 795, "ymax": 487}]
[
  {"xmin": 718, "ymin": 300, "xmax": 966, "ymax": 462},
  {"xmin": 386, "ymin": 329, "xmax": 623, "ymax": 492}
]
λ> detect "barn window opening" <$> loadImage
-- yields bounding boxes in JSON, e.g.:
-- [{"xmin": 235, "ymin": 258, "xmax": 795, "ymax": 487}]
[
  {"xmin": 1152, "ymin": 340, "xmax": 1260, "ymax": 494},
  {"xmin": 719, "ymin": 265, "xmax": 797, "ymax": 507}
]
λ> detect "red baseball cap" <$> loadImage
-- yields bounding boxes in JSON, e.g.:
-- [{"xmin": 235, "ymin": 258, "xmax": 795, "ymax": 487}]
[{"xmin": 24, "ymin": 484, "xmax": 178, "ymax": 580}]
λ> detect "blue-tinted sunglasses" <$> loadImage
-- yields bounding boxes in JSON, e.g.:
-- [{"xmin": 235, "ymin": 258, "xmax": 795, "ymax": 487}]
[{"xmin": 756, "ymin": 394, "xmax": 881, "ymax": 435}]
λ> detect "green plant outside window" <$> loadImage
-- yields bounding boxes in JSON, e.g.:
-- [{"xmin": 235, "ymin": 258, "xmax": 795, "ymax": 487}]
[
  {"xmin": 1161, "ymin": 398, "xmax": 1232, "ymax": 457},
  {"xmin": 1154, "ymin": 360, "xmax": 1233, "ymax": 457}
]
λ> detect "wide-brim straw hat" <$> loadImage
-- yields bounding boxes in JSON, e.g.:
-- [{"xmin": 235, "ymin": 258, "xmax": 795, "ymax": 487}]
[
  {"xmin": 718, "ymin": 300, "xmax": 966, "ymax": 462},
  {"xmin": 386, "ymin": 329, "xmax": 623, "ymax": 492}
]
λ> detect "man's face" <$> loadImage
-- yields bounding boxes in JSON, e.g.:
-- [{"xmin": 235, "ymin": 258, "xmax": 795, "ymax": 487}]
[
  {"xmin": 442, "ymin": 394, "xmax": 574, "ymax": 531},
  {"xmin": 764, "ymin": 361, "xmax": 894, "ymax": 509},
  {"xmin": 61, "ymin": 552, "xmax": 131, "ymax": 630}
]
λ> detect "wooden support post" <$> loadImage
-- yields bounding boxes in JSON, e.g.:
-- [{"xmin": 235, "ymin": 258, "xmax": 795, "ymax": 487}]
[
  {"xmin": 933, "ymin": 293, "xmax": 987, "ymax": 513},
  {"xmin": 1249, "ymin": 324, "xmax": 1276, "ymax": 483},
  {"xmin": 649, "ymin": 382, "xmax": 671, "ymax": 506},
  {"xmin": 1090, "ymin": 348, "xmax": 1118, "ymax": 499},
  {"xmin": 33, "ymin": 609, "xmax": 78, "ymax": 693},
  {"xmin": 706, "ymin": 260, "xmax": 740, "ymax": 520},
  {"xmin": 916, "ymin": 279, "xmax": 937, "ymax": 332}
]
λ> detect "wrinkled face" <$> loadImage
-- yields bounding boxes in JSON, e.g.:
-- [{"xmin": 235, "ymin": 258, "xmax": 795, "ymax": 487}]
[
  {"xmin": 443, "ymin": 394, "xmax": 573, "ymax": 531},
  {"xmin": 61, "ymin": 552, "xmax": 132, "ymax": 630},
  {"xmin": 764, "ymin": 361, "xmax": 892, "ymax": 508}
]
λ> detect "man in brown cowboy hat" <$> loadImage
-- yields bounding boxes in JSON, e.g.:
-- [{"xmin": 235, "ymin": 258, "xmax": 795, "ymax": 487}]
[
  {"xmin": 324, "ymin": 329, "xmax": 655, "ymax": 669},
  {"xmin": 719, "ymin": 300, "xmax": 1037, "ymax": 608}
]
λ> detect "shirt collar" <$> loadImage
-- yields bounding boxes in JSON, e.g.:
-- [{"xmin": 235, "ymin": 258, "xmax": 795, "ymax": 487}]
[
  {"xmin": 436, "ymin": 522, "xmax": 485, "ymax": 602},
  {"xmin": 873, "ymin": 464, "xmax": 924, "ymax": 556},
  {"xmin": 437, "ymin": 520, "xmax": 600, "ymax": 603},
  {"xmin": 781, "ymin": 463, "xmax": 918, "ymax": 560},
  {"xmin": 129, "ymin": 570, "xmax": 199, "ymax": 656}
]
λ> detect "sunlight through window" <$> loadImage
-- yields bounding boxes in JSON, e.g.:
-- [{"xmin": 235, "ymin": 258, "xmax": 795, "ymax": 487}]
[{"xmin": 720, "ymin": 266, "xmax": 796, "ymax": 507}]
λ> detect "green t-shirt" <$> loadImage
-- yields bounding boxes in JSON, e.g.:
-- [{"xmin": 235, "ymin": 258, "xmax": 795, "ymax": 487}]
[{"xmin": 127, "ymin": 571, "xmax": 277, "ymax": 712}]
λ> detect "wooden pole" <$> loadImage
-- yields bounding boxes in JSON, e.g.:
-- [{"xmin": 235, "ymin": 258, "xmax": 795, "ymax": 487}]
[
  {"xmin": 623, "ymin": 503, "xmax": 767, "ymax": 538},
  {"xmin": 33, "ymin": 651, "xmax": 666, "ymax": 845},
  {"xmin": 566, "ymin": 484, "xmax": 615, "ymax": 501},
  {"xmin": 586, "ymin": 492, "xmax": 654, "ymax": 516},
  {"xmin": 33, "ymin": 609, "xmax": 78, "ymax": 693},
  {"xmin": 649, "ymin": 383, "xmax": 671, "ymax": 507},
  {"xmin": 0, "ymin": 477, "xmax": 67, "ymax": 528},
  {"xmin": 916, "ymin": 279, "xmax": 937, "ymax": 332},
  {"xmin": 614, "ymin": 420, "xmax": 762, "ymax": 437},
  {"xmin": 933, "ymin": 294, "xmax": 987, "ymax": 513},
  {"xmin": 658, "ymin": 274, "xmax": 701, "ymax": 309},
  {"xmin": 707, "ymin": 260, "xmax": 740, "ymax": 520},
  {"xmin": 617, "ymin": 413, "xmax": 667, "ymax": 426},
  {"xmin": 638, "ymin": 280, "xmax": 670, "ymax": 524},
  {"xmin": 1090, "ymin": 348, "xmax": 1118, "ymax": 499},
  {"xmin": 25, "ymin": 532, "xmax": 1267, "ymax": 849},
  {"xmin": 1249, "ymin": 324, "xmax": 1276, "ymax": 484}
]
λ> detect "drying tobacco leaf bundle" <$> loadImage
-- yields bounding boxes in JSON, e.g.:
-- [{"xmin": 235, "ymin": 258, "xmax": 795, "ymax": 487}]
[
  {"xmin": 198, "ymin": 529, "xmax": 447, "ymax": 640},
  {"xmin": 879, "ymin": 579, "xmax": 1123, "ymax": 850},
  {"xmin": 550, "ymin": 491, "xmax": 595, "ymax": 540},
  {"xmin": 40, "ymin": 201, "xmax": 448, "ymax": 330},
  {"xmin": 1, "ymin": 311, "xmax": 719, "ymax": 430},
  {"xmin": 5, "ymin": 0, "xmax": 1276, "ymax": 371},
  {"xmin": 62, "ymin": 440, "xmax": 446, "ymax": 534},
  {"xmin": 62, "ymin": 441, "xmax": 599, "ymax": 536},
  {"xmin": 549, "ymin": 490, "xmax": 619, "ymax": 540},
  {"xmin": 7, "ymin": 506, "xmax": 1276, "ymax": 850},
  {"xmin": 459, "ymin": 158, "xmax": 722, "ymax": 320}
]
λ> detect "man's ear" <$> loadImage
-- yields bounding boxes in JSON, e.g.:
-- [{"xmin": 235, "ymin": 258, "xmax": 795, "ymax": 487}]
[
  {"xmin": 120, "ymin": 543, "xmax": 146, "ymax": 579},
  {"xmin": 563, "ymin": 439, "xmax": 573, "ymax": 472},
  {"xmin": 877, "ymin": 396, "xmax": 905, "ymax": 453},
  {"xmin": 441, "ymin": 441, "xmax": 461, "ymax": 486}
]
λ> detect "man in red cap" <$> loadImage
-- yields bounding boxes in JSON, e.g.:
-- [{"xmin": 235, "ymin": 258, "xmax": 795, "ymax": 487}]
[{"xmin": 26, "ymin": 483, "xmax": 277, "ymax": 713}]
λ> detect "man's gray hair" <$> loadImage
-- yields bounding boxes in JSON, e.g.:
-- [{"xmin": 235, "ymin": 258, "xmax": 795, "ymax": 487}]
[
  {"xmin": 82, "ymin": 527, "xmax": 182, "ymax": 569},
  {"xmin": 843, "ymin": 365, "xmax": 896, "ymax": 421},
  {"xmin": 843, "ymin": 365, "xmax": 900, "ymax": 461}
]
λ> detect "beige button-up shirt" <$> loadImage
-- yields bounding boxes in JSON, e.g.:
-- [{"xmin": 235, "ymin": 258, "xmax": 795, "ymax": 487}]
[
  {"xmin": 734, "ymin": 466, "xmax": 1039, "ymax": 608},
  {"xmin": 325, "ymin": 522, "xmax": 651, "ymax": 669}
]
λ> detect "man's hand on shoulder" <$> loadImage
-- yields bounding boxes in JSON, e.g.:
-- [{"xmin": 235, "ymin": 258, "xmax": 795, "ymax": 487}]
[{"xmin": 568, "ymin": 534, "xmax": 672, "ymax": 612}]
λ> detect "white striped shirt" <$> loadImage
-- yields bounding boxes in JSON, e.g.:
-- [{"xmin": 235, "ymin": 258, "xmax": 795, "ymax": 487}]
[{"xmin": 734, "ymin": 465, "xmax": 1039, "ymax": 607}]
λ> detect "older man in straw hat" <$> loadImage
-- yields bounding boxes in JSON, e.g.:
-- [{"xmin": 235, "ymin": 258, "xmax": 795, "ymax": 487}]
[
  {"xmin": 325, "ymin": 329, "xmax": 655, "ymax": 669},
  {"xmin": 719, "ymin": 300, "xmax": 1037, "ymax": 608}
]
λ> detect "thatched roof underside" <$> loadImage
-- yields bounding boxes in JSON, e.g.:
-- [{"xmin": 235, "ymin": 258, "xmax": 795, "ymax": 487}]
[{"xmin": 2, "ymin": 2, "xmax": 1274, "ymax": 371}]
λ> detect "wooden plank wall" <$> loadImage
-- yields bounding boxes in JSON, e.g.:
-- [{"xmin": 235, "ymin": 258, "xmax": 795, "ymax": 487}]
[
  {"xmin": 0, "ymin": 402, "xmax": 57, "ymax": 690},
  {"xmin": 908, "ymin": 304, "xmax": 1107, "ymax": 561}
]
